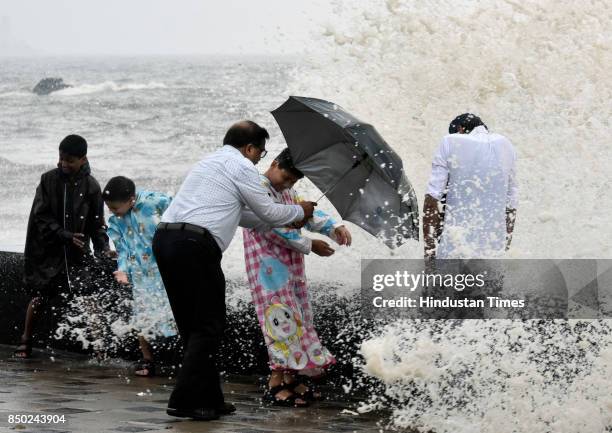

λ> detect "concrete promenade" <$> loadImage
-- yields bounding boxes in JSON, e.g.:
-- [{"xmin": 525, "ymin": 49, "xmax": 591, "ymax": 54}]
[{"xmin": 0, "ymin": 345, "xmax": 388, "ymax": 433}]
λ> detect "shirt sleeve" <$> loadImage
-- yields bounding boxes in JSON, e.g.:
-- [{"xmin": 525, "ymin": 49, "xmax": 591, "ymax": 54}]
[
  {"xmin": 88, "ymin": 186, "xmax": 110, "ymax": 254},
  {"xmin": 239, "ymin": 208, "xmax": 271, "ymax": 231},
  {"xmin": 153, "ymin": 192, "xmax": 172, "ymax": 215},
  {"xmin": 233, "ymin": 163, "xmax": 304, "ymax": 226},
  {"xmin": 31, "ymin": 175, "xmax": 64, "ymax": 242},
  {"xmin": 269, "ymin": 227, "xmax": 312, "ymax": 254},
  {"xmin": 305, "ymin": 209, "xmax": 340, "ymax": 238},
  {"xmin": 426, "ymin": 138, "xmax": 450, "ymax": 201},
  {"xmin": 107, "ymin": 220, "xmax": 129, "ymax": 274},
  {"xmin": 506, "ymin": 147, "xmax": 519, "ymax": 209}
]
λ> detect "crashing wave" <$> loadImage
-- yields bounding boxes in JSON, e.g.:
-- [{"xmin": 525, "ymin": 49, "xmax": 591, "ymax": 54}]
[{"xmin": 54, "ymin": 81, "xmax": 167, "ymax": 96}]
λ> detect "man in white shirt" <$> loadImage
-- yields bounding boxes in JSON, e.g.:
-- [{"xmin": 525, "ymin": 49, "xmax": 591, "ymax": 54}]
[
  {"xmin": 423, "ymin": 114, "xmax": 518, "ymax": 259},
  {"xmin": 152, "ymin": 121, "xmax": 316, "ymax": 420}
]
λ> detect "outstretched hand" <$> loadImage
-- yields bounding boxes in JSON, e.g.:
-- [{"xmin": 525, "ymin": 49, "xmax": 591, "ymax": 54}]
[
  {"xmin": 334, "ymin": 226, "xmax": 352, "ymax": 246},
  {"xmin": 312, "ymin": 240, "xmax": 335, "ymax": 257},
  {"xmin": 113, "ymin": 270, "xmax": 130, "ymax": 285}
]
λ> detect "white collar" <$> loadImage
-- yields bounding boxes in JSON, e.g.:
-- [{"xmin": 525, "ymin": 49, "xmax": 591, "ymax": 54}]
[
  {"xmin": 221, "ymin": 144, "xmax": 242, "ymax": 155},
  {"xmin": 470, "ymin": 125, "xmax": 489, "ymax": 135}
]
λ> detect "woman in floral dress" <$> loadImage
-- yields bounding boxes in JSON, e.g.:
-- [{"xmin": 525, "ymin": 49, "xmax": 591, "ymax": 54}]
[{"xmin": 242, "ymin": 149, "xmax": 352, "ymax": 406}]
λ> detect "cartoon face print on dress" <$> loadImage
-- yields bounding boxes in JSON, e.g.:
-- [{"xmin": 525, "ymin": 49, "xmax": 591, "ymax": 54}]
[{"xmin": 264, "ymin": 303, "xmax": 302, "ymax": 342}]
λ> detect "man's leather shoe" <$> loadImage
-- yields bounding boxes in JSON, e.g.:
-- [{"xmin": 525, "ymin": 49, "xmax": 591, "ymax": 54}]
[{"xmin": 166, "ymin": 407, "xmax": 219, "ymax": 421}]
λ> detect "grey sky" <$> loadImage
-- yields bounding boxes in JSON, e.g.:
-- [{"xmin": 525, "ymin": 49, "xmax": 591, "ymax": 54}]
[{"xmin": 0, "ymin": 0, "xmax": 334, "ymax": 56}]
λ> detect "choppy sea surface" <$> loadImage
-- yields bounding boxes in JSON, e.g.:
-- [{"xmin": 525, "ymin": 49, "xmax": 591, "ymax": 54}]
[{"xmin": 0, "ymin": 55, "xmax": 355, "ymax": 287}]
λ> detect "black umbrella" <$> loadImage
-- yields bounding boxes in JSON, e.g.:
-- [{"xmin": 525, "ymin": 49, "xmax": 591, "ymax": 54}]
[{"xmin": 271, "ymin": 96, "xmax": 419, "ymax": 248}]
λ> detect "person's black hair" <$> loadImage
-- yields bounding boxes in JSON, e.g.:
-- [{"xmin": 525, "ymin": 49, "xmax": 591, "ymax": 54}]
[
  {"xmin": 223, "ymin": 120, "xmax": 269, "ymax": 149},
  {"xmin": 449, "ymin": 113, "xmax": 488, "ymax": 134},
  {"xmin": 274, "ymin": 148, "xmax": 304, "ymax": 179},
  {"xmin": 102, "ymin": 176, "xmax": 136, "ymax": 202},
  {"xmin": 59, "ymin": 134, "xmax": 88, "ymax": 157}
]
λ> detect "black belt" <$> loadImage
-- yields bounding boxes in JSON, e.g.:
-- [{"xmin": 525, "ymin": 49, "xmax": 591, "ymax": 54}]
[{"xmin": 157, "ymin": 222, "xmax": 208, "ymax": 236}]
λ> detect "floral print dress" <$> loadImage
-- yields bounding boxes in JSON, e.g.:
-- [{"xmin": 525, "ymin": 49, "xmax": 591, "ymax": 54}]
[
  {"xmin": 243, "ymin": 176, "xmax": 340, "ymax": 371},
  {"xmin": 107, "ymin": 190, "xmax": 177, "ymax": 339}
]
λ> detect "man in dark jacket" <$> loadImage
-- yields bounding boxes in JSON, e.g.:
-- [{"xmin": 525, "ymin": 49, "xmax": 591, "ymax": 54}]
[{"xmin": 14, "ymin": 134, "xmax": 111, "ymax": 358}]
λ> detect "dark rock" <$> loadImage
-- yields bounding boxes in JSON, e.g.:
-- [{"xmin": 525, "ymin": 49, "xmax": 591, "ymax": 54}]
[{"xmin": 32, "ymin": 77, "xmax": 71, "ymax": 95}]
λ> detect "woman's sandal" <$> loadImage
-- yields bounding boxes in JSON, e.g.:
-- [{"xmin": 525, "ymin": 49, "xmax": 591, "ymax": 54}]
[
  {"xmin": 291, "ymin": 377, "xmax": 323, "ymax": 401},
  {"xmin": 263, "ymin": 384, "xmax": 309, "ymax": 408},
  {"xmin": 134, "ymin": 359, "xmax": 156, "ymax": 377},
  {"xmin": 14, "ymin": 338, "xmax": 32, "ymax": 359}
]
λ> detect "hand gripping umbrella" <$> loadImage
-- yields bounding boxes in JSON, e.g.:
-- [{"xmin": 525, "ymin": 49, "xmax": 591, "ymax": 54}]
[{"xmin": 271, "ymin": 96, "xmax": 419, "ymax": 248}]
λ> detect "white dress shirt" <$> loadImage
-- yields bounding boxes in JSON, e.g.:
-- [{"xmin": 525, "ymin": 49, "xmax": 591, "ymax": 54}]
[
  {"xmin": 427, "ymin": 125, "xmax": 518, "ymax": 258},
  {"xmin": 162, "ymin": 145, "xmax": 304, "ymax": 251}
]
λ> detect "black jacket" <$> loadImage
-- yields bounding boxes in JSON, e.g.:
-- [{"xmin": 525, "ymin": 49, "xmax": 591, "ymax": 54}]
[{"xmin": 23, "ymin": 162, "xmax": 109, "ymax": 288}]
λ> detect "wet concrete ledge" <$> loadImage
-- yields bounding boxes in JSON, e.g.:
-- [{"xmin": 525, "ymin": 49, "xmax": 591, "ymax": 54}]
[
  {"xmin": 0, "ymin": 344, "xmax": 391, "ymax": 433},
  {"xmin": 0, "ymin": 250, "xmax": 373, "ymax": 392}
]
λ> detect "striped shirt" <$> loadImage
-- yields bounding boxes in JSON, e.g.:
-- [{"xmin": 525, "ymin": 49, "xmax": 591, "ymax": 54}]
[{"xmin": 161, "ymin": 145, "xmax": 304, "ymax": 251}]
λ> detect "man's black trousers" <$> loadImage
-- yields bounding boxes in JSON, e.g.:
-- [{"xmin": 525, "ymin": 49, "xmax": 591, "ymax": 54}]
[{"xmin": 152, "ymin": 224, "xmax": 226, "ymax": 410}]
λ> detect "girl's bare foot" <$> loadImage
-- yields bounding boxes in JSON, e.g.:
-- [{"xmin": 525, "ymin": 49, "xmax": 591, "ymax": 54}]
[
  {"xmin": 265, "ymin": 371, "xmax": 308, "ymax": 407},
  {"xmin": 284, "ymin": 371, "xmax": 322, "ymax": 400},
  {"xmin": 134, "ymin": 358, "xmax": 156, "ymax": 377},
  {"xmin": 14, "ymin": 336, "xmax": 32, "ymax": 359}
]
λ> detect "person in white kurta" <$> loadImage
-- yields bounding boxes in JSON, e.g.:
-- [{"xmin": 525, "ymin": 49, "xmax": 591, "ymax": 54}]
[{"xmin": 423, "ymin": 114, "xmax": 518, "ymax": 259}]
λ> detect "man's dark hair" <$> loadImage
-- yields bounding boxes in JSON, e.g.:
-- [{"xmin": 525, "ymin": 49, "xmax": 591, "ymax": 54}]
[
  {"xmin": 449, "ymin": 113, "xmax": 488, "ymax": 134},
  {"xmin": 59, "ymin": 134, "xmax": 88, "ymax": 157},
  {"xmin": 274, "ymin": 148, "xmax": 304, "ymax": 179},
  {"xmin": 103, "ymin": 176, "xmax": 136, "ymax": 202},
  {"xmin": 223, "ymin": 120, "xmax": 269, "ymax": 149}
]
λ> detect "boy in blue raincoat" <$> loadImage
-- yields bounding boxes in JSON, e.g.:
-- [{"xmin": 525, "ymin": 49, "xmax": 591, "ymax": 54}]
[{"xmin": 103, "ymin": 176, "xmax": 176, "ymax": 377}]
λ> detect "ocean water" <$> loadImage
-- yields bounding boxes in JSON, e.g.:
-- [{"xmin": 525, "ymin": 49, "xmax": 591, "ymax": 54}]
[
  {"xmin": 1, "ymin": 0, "xmax": 612, "ymax": 430},
  {"xmin": 0, "ymin": 55, "xmax": 342, "ymax": 285}
]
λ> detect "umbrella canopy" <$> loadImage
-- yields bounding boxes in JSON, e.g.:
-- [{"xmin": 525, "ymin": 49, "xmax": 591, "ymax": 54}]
[{"xmin": 271, "ymin": 96, "xmax": 419, "ymax": 248}]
